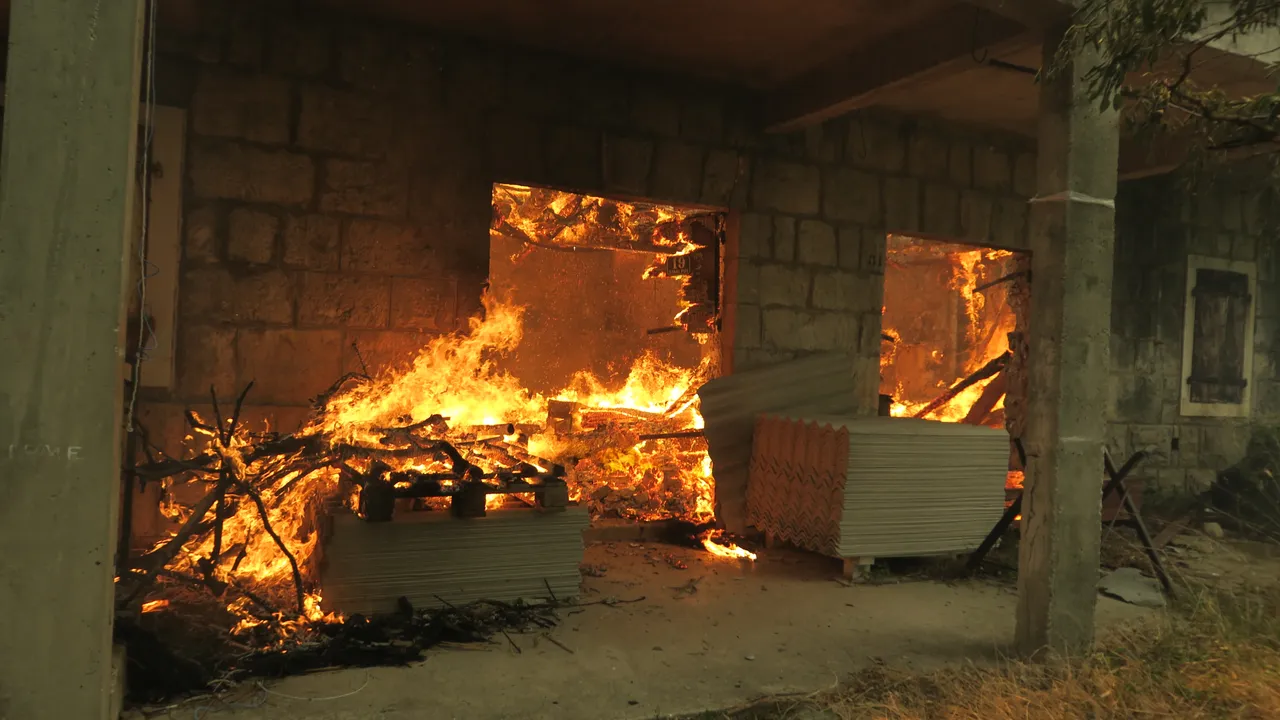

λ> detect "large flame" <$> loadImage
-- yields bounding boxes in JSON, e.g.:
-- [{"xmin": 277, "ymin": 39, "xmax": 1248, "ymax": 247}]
[{"xmin": 881, "ymin": 239, "xmax": 1017, "ymax": 425}]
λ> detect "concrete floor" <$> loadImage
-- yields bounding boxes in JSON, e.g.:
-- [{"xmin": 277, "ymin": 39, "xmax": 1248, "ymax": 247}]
[{"xmin": 153, "ymin": 543, "xmax": 1150, "ymax": 720}]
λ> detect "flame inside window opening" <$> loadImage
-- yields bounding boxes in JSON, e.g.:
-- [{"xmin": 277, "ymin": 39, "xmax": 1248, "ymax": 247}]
[{"xmin": 879, "ymin": 235, "xmax": 1022, "ymax": 426}]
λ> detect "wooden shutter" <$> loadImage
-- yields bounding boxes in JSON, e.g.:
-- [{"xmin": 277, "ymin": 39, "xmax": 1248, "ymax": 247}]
[{"xmin": 1187, "ymin": 268, "xmax": 1251, "ymax": 404}]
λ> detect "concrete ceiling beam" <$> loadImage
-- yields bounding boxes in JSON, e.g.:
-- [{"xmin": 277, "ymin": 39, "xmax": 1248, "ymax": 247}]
[
  {"xmin": 764, "ymin": 4, "xmax": 1035, "ymax": 133},
  {"xmin": 967, "ymin": 0, "xmax": 1075, "ymax": 30}
]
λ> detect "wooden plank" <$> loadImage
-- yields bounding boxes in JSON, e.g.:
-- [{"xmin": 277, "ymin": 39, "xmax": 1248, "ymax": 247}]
[{"xmin": 0, "ymin": 1, "xmax": 146, "ymax": 718}]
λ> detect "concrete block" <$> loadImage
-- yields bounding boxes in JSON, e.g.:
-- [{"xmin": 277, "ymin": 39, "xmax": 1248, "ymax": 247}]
[
  {"xmin": 762, "ymin": 308, "xmax": 855, "ymax": 351},
  {"xmin": 1186, "ymin": 468, "xmax": 1217, "ymax": 493},
  {"xmin": 191, "ymin": 69, "xmax": 290, "ymax": 144},
  {"xmin": 1013, "ymin": 152, "xmax": 1036, "ymax": 197},
  {"xmin": 836, "ymin": 225, "xmax": 861, "ymax": 271},
  {"xmin": 282, "ymin": 214, "xmax": 342, "ymax": 271},
  {"xmin": 651, "ymin": 140, "xmax": 706, "ymax": 203},
  {"xmin": 737, "ymin": 212, "xmax": 773, "ymax": 260},
  {"xmin": 343, "ymin": 329, "xmax": 436, "ymax": 376},
  {"xmin": 973, "ymin": 144, "xmax": 1012, "ymax": 192},
  {"xmin": 735, "ymin": 303, "xmax": 762, "ymax": 348},
  {"xmin": 1111, "ymin": 373, "xmax": 1163, "ymax": 423},
  {"xmin": 390, "ymin": 276, "xmax": 459, "ymax": 331},
  {"xmin": 226, "ymin": 207, "xmax": 278, "ymax": 265},
  {"xmin": 320, "ymin": 158, "xmax": 409, "ymax": 218},
  {"xmin": 884, "ymin": 177, "xmax": 921, "ymax": 233},
  {"xmin": 857, "ymin": 312, "xmax": 882, "ymax": 355},
  {"xmin": 188, "ymin": 140, "xmax": 316, "ymax": 206},
  {"xmin": 991, "ymin": 197, "xmax": 1028, "ymax": 249},
  {"xmin": 751, "ymin": 160, "xmax": 821, "ymax": 215},
  {"xmin": 797, "ymin": 220, "xmax": 838, "ymax": 266},
  {"xmin": 758, "ymin": 263, "xmax": 811, "ymax": 307},
  {"xmin": 602, "ymin": 135, "xmax": 653, "ymax": 196},
  {"xmin": 487, "ymin": 114, "xmax": 544, "ymax": 184},
  {"xmin": 235, "ymin": 329, "xmax": 344, "ymax": 405},
  {"xmin": 803, "ymin": 123, "xmax": 843, "ymax": 162},
  {"xmin": 681, "ymin": 96, "xmax": 725, "ymax": 144},
  {"xmin": 811, "ymin": 270, "xmax": 863, "ymax": 311},
  {"xmin": 702, "ymin": 149, "xmax": 748, "ymax": 208},
  {"xmin": 268, "ymin": 21, "xmax": 332, "ymax": 76},
  {"xmin": 735, "ymin": 262, "xmax": 761, "ymax": 304},
  {"xmin": 822, "ymin": 167, "xmax": 882, "ymax": 224},
  {"xmin": 846, "ymin": 114, "xmax": 906, "ymax": 173},
  {"xmin": 297, "ymin": 85, "xmax": 395, "ymax": 158},
  {"xmin": 860, "ymin": 228, "xmax": 887, "ymax": 276},
  {"xmin": 774, "ymin": 217, "xmax": 797, "ymax": 261},
  {"xmin": 1221, "ymin": 192, "xmax": 1244, "ymax": 231},
  {"xmin": 339, "ymin": 27, "xmax": 441, "ymax": 97},
  {"xmin": 1200, "ymin": 424, "xmax": 1249, "ymax": 468},
  {"xmin": 948, "ymin": 140, "xmax": 973, "ymax": 187},
  {"xmin": 1129, "ymin": 424, "xmax": 1174, "ymax": 464},
  {"xmin": 298, "ymin": 272, "xmax": 391, "ymax": 329},
  {"xmin": 176, "ymin": 324, "xmax": 237, "ymax": 401},
  {"xmin": 545, "ymin": 124, "xmax": 602, "ymax": 191},
  {"xmin": 448, "ymin": 48, "xmax": 507, "ymax": 113},
  {"xmin": 907, "ymin": 128, "xmax": 949, "ymax": 180},
  {"xmin": 343, "ymin": 219, "xmax": 437, "ymax": 275},
  {"xmin": 632, "ymin": 84, "xmax": 682, "ymax": 136},
  {"xmin": 185, "ymin": 203, "xmax": 221, "ymax": 263},
  {"xmin": 1232, "ymin": 233, "xmax": 1257, "ymax": 261},
  {"xmin": 761, "ymin": 307, "xmax": 807, "ymax": 349},
  {"xmin": 922, "ymin": 183, "xmax": 960, "ymax": 238},
  {"xmin": 959, "ymin": 190, "xmax": 993, "ymax": 244},
  {"xmin": 225, "ymin": 10, "xmax": 265, "ymax": 68},
  {"xmin": 179, "ymin": 266, "xmax": 295, "ymax": 325}
]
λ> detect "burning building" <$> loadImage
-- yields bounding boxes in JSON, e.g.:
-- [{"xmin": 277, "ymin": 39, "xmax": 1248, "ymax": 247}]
[{"xmin": 3, "ymin": 0, "xmax": 1279, "ymax": 717}]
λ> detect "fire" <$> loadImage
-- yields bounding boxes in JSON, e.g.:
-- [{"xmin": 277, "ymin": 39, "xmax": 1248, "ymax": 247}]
[
  {"xmin": 141, "ymin": 191, "xmax": 733, "ymax": 630},
  {"xmin": 700, "ymin": 530, "xmax": 757, "ymax": 561},
  {"xmin": 141, "ymin": 599, "xmax": 169, "ymax": 613},
  {"xmin": 881, "ymin": 238, "xmax": 1019, "ymax": 425}
]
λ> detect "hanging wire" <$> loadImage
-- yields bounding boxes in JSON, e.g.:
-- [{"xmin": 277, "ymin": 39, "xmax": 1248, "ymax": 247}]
[
  {"xmin": 970, "ymin": 5, "xmax": 990, "ymax": 64},
  {"xmin": 126, "ymin": 0, "xmax": 160, "ymax": 432}
]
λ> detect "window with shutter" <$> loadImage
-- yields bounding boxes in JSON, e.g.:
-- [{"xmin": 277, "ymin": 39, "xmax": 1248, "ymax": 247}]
[{"xmin": 1180, "ymin": 256, "xmax": 1257, "ymax": 418}]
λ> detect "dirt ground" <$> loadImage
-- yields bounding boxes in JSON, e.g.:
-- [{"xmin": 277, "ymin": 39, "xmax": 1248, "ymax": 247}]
[{"xmin": 141, "ymin": 542, "xmax": 1151, "ymax": 720}]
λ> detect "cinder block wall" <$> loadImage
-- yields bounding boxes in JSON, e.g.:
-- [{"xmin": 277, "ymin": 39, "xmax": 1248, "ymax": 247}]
[
  {"xmin": 138, "ymin": 2, "xmax": 1036, "ymax": 453},
  {"xmin": 1109, "ymin": 170, "xmax": 1280, "ymax": 501}
]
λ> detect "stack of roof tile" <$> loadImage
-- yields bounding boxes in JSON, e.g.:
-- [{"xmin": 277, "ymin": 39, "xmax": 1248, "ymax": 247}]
[
  {"xmin": 320, "ymin": 506, "xmax": 588, "ymax": 615},
  {"xmin": 747, "ymin": 415, "xmax": 1007, "ymax": 559},
  {"xmin": 698, "ymin": 353, "xmax": 863, "ymax": 533}
]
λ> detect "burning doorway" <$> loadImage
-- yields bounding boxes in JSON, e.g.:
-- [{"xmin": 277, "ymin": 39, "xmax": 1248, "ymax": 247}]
[
  {"xmin": 488, "ymin": 183, "xmax": 724, "ymax": 523},
  {"xmin": 878, "ymin": 235, "xmax": 1029, "ymax": 488}
]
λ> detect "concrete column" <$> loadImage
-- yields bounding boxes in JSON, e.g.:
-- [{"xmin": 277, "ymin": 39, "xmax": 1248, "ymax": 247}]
[
  {"xmin": 1015, "ymin": 25, "xmax": 1120, "ymax": 656},
  {"xmin": 0, "ymin": 1, "xmax": 146, "ymax": 718}
]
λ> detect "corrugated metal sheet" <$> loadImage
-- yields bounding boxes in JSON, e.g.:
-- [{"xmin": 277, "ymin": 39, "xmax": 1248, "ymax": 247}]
[
  {"xmin": 749, "ymin": 415, "xmax": 1007, "ymax": 559},
  {"xmin": 697, "ymin": 352, "xmax": 863, "ymax": 533},
  {"xmin": 321, "ymin": 506, "xmax": 587, "ymax": 614}
]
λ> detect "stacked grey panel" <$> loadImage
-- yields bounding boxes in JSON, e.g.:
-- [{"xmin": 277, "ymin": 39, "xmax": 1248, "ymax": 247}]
[
  {"xmin": 698, "ymin": 353, "xmax": 864, "ymax": 534},
  {"xmin": 748, "ymin": 415, "xmax": 1007, "ymax": 559},
  {"xmin": 321, "ymin": 506, "xmax": 588, "ymax": 615}
]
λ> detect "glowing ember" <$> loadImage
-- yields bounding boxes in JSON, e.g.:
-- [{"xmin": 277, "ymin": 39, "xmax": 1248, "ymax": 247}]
[{"xmin": 140, "ymin": 599, "xmax": 169, "ymax": 613}]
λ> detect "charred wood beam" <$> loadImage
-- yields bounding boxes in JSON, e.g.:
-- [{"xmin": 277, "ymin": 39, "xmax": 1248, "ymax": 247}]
[
  {"xmin": 912, "ymin": 351, "xmax": 1011, "ymax": 419},
  {"xmin": 962, "ymin": 371, "xmax": 1008, "ymax": 425}
]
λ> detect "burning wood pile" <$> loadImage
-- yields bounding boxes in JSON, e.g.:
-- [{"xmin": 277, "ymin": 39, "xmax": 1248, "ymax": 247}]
[{"xmin": 117, "ymin": 288, "xmax": 745, "ymax": 702}]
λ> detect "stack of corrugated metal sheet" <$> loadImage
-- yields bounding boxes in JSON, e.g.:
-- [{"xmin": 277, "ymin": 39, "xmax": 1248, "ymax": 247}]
[
  {"xmin": 320, "ymin": 506, "xmax": 588, "ymax": 615},
  {"xmin": 748, "ymin": 415, "xmax": 1007, "ymax": 559},
  {"xmin": 698, "ymin": 353, "xmax": 863, "ymax": 533}
]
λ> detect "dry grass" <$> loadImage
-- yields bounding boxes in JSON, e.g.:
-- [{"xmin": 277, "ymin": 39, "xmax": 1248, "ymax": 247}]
[{"xmin": 708, "ymin": 582, "xmax": 1280, "ymax": 720}]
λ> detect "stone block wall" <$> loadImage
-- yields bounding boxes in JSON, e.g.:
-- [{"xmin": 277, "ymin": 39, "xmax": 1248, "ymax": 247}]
[
  {"xmin": 1109, "ymin": 170, "xmax": 1280, "ymax": 501},
  {"xmin": 138, "ymin": 2, "xmax": 1035, "ymax": 457}
]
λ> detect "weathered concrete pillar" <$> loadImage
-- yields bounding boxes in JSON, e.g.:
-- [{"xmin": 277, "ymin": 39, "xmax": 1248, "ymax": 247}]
[
  {"xmin": 1015, "ymin": 25, "xmax": 1120, "ymax": 656},
  {"xmin": 0, "ymin": 1, "xmax": 146, "ymax": 717}
]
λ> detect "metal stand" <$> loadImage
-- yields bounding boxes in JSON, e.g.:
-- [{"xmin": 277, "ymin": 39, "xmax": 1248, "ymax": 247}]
[{"xmin": 966, "ymin": 447, "xmax": 1173, "ymax": 596}]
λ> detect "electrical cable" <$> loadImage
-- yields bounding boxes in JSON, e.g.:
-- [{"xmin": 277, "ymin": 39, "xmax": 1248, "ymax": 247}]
[{"xmin": 126, "ymin": 0, "xmax": 160, "ymax": 431}]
